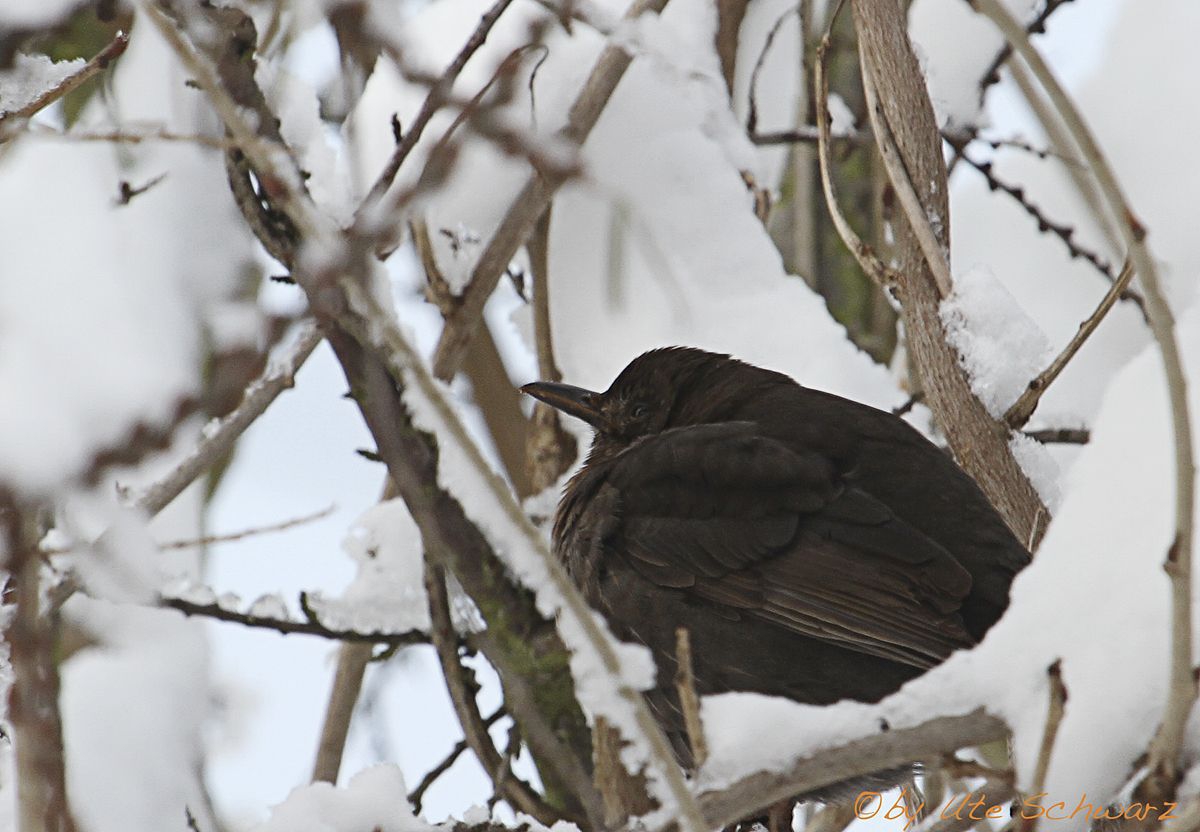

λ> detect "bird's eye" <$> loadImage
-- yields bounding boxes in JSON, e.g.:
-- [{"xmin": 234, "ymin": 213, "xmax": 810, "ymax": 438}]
[{"xmin": 629, "ymin": 403, "xmax": 649, "ymax": 419}]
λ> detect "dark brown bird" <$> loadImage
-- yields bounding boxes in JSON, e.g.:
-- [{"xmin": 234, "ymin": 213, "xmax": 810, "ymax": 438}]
[{"xmin": 522, "ymin": 347, "xmax": 1030, "ymax": 764}]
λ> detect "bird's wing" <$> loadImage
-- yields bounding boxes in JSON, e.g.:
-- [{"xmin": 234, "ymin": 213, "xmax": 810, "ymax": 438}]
[{"xmin": 602, "ymin": 422, "xmax": 975, "ymax": 669}]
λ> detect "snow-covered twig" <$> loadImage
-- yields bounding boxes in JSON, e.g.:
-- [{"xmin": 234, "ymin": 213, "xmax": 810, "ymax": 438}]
[
  {"xmin": 968, "ymin": 0, "xmax": 1197, "ymax": 793},
  {"xmin": 161, "ymin": 593, "xmax": 431, "ymax": 646},
  {"xmin": 688, "ymin": 709, "xmax": 1009, "ymax": 832},
  {"xmin": 1005, "ymin": 258, "xmax": 1135, "ymax": 429},
  {"xmin": 0, "ymin": 31, "xmax": 129, "ymax": 126},
  {"xmin": 133, "ymin": 321, "xmax": 323, "ymax": 516},
  {"xmin": 429, "ymin": 0, "xmax": 675, "ymax": 381}
]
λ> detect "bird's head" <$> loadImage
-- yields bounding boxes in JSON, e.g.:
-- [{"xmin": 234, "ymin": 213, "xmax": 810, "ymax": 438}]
[{"xmin": 521, "ymin": 347, "xmax": 787, "ymax": 460}]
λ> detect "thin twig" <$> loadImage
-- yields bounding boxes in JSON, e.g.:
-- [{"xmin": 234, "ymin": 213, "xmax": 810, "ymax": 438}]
[
  {"xmin": 746, "ymin": 5, "xmax": 800, "ymax": 138},
  {"xmin": 132, "ymin": 321, "xmax": 322, "ymax": 516},
  {"xmin": 951, "ymin": 144, "xmax": 1146, "ymax": 312},
  {"xmin": 674, "ymin": 627, "xmax": 708, "ymax": 769},
  {"xmin": 161, "ymin": 594, "xmax": 432, "ymax": 646},
  {"xmin": 424, "ymin": 562, "xmax": 561, "ymax": 824},
  {"xmin": 357, "ymin": 0, "xmax": 518, "ymax": 216},
  {"xmin": 1018, "ymin": 660, "xmax": 1067, "ymax": 832},
  {"xmin": 976, "ymin": 0, "xmax": 1075, "ymax": 100},
  {"xmin": 0, "ymin": 31, "xmax": 129, "ymax": 126},
  {"xmin": 409, "ymin": 707, "xmax": 507, "ymax": 813},
  {"xmin": 28, "ymin": 126, "xmax": 233, "ymax": 149},
  {"xmin": 1005, "ymin": 258, "xmax": 1135, "ymax": 428},
  {"xmin": 969, "ymin": 0, "xmax": 1196, "ymax": 790}
]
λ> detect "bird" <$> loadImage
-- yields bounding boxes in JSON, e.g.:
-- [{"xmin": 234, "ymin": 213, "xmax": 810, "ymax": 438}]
[{"xmin": 521, "ymin": 346, "xmax": 1030, "ymax": 769}]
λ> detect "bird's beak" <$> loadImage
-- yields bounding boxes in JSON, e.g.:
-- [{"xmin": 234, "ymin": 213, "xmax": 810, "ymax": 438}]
[{"xmin": 520, "ymin": 381, "xmax": 604, "ymax": 428}]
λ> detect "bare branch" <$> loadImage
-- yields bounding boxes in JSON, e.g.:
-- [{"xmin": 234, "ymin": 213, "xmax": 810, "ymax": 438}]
[
  {"xmin": 429, "ymin": 0, "xmax": 675, "ymax": 381},
  {"xmin": 674, "ymin": 627, "xmax": 707, "ymax": 770},
  {"xmin": 2, "ymin": 498, "xmax": 79, "ymax": 832},
  {"xmin": 813, "ymin": 33, "xmax": 900, "ymax": 290},
  {"xmin": 1019, "ymin": 660, "xmax": 1067, "ymax": 832},
  {"xmin": 1005, "ymin": 258, "xmax": 1135, "ymax": 429},
  {"xmin": 409, "ymin": 706, "xmax": 508, "ymax": 813},
  {"xmin": 858, "ymin": 64, "xmax": 952, "ymax": 298},
  {"xmin": 967, "ymin": 0, "xmax": 1196, "ymax": 791},
  {"xmin": 1023, "ymin": 427, "xmax": 1089, "ymax": 445},
  {"xmin": 848, "ymin": 0, "xmax": 1048, "ymax": 546}
]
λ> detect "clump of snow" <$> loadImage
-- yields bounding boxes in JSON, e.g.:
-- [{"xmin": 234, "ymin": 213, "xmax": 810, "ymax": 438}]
[
  {"xmin": 307, "ymin": 499, "xmax": 431, "ymax": 633},
  {"xmin": 909, "ymin": 0, "xmax": 1039, "ymax": 130},
  {"xmin": 0, "ymin": 53, "xmax": 84, "ymax": 117},
  {"xmin": 1008, "ymin": 431, "xmax": 1061, "ymax": 512},
  {"xmin": 252, "ymin": 764, "xmax": 429, "ymax": 832},
  {"xmin": 248, "ymin": 593, "xmax": 290, "ymax": 620},
  {"xmin": 827, "ymin": 93, "xmax": 856, "ymax": 137},
  {"xmin": 940, "ymin": 265, "xmax": 1052, "ymax": 418}
]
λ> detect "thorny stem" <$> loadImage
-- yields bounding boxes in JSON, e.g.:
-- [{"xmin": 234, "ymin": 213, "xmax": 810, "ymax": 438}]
[{"xmin": 969, "ymin": 0, "xmax": 1196, "ymax": 788}]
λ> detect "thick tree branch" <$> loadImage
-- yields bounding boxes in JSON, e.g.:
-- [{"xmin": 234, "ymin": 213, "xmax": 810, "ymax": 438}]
[{"xmin": 846, "ymin": 0, "xmax": 1048, "ymax": 547}]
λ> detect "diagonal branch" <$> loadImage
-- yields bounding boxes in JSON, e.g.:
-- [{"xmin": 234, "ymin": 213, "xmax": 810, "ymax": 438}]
[
  {"xmin": 1005, "ymin": 258, "xmax": 1134, "ymax": 429},
  {"xmin": 429, "ymin": 0, "xmax": 673, "ymax": 381},
  {"xmin": 133, "ymin": 321, "xmax": 322, "ymax": 516},
  {"xmin": 357, "ymin": 0, "xmax": 518, "ymax": 216}
]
